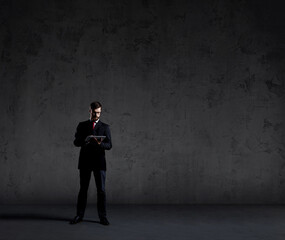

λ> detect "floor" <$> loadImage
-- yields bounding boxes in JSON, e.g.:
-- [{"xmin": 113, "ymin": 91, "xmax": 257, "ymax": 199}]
[{"xmin": 0, "ymin": 205, "xmax": 284, "ymax": 240}]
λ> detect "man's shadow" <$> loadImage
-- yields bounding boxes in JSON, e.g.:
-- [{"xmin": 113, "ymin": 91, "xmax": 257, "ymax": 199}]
[{"xmin": 0, "ymin": 213, "xmax": 101, "ymax": 224}]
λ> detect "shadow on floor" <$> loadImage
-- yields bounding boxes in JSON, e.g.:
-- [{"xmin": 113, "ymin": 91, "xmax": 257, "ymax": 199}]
[
  {"xmin": 0, "ymin": 213, "xmax": 102, "ymax": 224},
  {"xmin": 0, "ymin": 213, "xmax": 70, "ymax": 222}
]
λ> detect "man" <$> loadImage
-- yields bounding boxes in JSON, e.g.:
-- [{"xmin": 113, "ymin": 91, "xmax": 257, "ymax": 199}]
[{"xmin": 70, "ymin": 101, "xmax": 112, "ymax": 225}]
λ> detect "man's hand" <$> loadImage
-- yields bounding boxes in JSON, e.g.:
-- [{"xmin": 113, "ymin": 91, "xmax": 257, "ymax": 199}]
[
  {"xmin": 85, "ymin": 136, "xmax": 103, "ymax": 145},
  {"xmin": 85, "ymin": 135, "xmax": 93, "ymax": 143},
  {"xmin": 95, "ymin": 138, "xmax": 103, "ymax": 145}
]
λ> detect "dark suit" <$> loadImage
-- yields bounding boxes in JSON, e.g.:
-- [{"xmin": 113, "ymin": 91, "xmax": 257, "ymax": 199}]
[{"xmin": 74, "ymin": 119, "xmax": 112, "ymax": 219}]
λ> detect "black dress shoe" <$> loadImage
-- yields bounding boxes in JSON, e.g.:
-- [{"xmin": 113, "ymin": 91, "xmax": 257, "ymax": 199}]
[
  {"xmin": 100, "ymin": 218, "xmax": 110, "ymax": 225},
  {"xmin": 69, "ymin": 216, "xmax": 83, "ymax": 224}
]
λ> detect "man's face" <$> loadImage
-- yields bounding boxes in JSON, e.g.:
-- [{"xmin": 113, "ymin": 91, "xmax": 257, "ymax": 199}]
[{"xmin": 89, "ymin": 107, "xmax": 101, "ymax": 121}]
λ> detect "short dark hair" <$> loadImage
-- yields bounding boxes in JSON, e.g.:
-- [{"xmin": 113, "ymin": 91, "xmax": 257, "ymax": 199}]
[{"xmin": 90, "ymin": 101, "xmax": 102, "ymax": 109}]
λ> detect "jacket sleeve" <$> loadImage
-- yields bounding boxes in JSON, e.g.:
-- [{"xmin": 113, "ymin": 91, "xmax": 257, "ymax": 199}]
[
  {"xmin": 73, "ymin": 123, "xmax": 85, "ymax": 147},
  {"xmin": 100, "ymin": 125, "xmax": 112, "ymax": 150}
]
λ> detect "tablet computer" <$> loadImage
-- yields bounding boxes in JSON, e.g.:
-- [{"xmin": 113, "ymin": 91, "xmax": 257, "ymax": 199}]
[{"xmin": 93, "ymin": 136, "xmax": 106, "ymax": 139}]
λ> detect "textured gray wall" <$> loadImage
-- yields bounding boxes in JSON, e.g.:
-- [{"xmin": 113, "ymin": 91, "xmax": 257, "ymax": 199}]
[{"xmin": 0, "ymin": 0, "xmax": 284, "ymax": 204}]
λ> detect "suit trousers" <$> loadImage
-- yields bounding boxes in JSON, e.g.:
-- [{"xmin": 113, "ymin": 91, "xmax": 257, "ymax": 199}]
[{"xmin": 76, "ymin": 169, "xmax": 106, "ymax": 219}]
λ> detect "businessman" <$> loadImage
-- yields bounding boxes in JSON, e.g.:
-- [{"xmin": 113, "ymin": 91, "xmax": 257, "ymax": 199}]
[{"xmin": 70, "ymin": 101, "xmax": 112, "ymax": 225}]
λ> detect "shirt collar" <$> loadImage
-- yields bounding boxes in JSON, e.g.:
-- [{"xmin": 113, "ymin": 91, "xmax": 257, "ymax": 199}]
[{"xmin": 90, "ymin": 119, "xmax": 100, "ymax": 123}]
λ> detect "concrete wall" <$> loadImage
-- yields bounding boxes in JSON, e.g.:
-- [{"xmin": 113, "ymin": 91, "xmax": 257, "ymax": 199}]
[{"xmin": 0, "ymin": 0, "xmax": 284, "ymax": 204}]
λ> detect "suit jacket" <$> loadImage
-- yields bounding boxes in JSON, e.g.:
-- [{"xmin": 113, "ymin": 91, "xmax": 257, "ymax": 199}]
[{"xmin": 74, "ymin": 120, "xmax": 112, "ymax": 170}]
